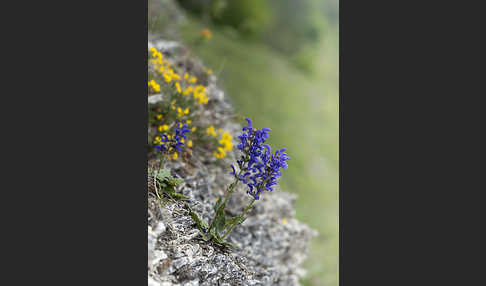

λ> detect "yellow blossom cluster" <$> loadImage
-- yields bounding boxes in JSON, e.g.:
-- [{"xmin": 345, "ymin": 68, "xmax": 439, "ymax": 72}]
[
  {"xmin": 205, "ymin": 126, "xmax": 233, "ymax": 158},
  {"xmin": 213, "ymin": 147, "xmax": 226, "ymax": 159},
  {"xmin": 149, "ymin": 47, "xmax": 181, "ymax": 84},
  {"xmin": 213, "ymin": 131, "xmax": 233, "ymax": 158},
  {"xmin": 158, "ymin": 124, "xmax": 169, "ymax": 132},
  {"xmin": 206, "ymin": 125, "xmax": 217, "ymax": 137},
  {"xmin": 149, "ymin": 46, "xmax": 224, "ymax": 162},
  {"xmin": 218, "ymin": 132, "xmax": 233, "ymax": 151},
  {"xmin": 193, "ymin": 85, "xmax": 209, "ymax": 104},
  {"xmin": 184, "ymin": 72, "xmax": 197, "ymax": 84},
  {"xmin": 148, "ymin": 80, "xmax": 160, "ymax": 93},
  {"xmin": 149, "ymin": 46, "xmax": 210, "ymax": 105},
  {"xmin": 177, "ymin": 107, "xmax": 189, "ymax": 118}
]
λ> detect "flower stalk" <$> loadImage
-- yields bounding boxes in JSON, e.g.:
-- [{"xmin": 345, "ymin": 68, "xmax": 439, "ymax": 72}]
[
  {"xmin": 222, "ymin": 198, "xmax": 255, "ymax": 239},
  {"xmin": 205, "ymin": 118, "xmax": 290, "ymax": 244}
]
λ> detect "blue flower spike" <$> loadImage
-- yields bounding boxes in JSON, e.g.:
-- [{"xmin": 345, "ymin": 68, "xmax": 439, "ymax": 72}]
[
  {"xmin": 234, "ymin": 118, "xmax": 289, "ymax": 200},
  {"xmin": 208, "ymin": 117, "xmax": 290, "ymax": 244},
  {"xmin": 155, "ymin": 122, "xmax": 191, "ymax": 155}
]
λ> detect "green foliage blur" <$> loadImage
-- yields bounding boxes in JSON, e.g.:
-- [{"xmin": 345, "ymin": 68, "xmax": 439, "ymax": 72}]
[
  {"xmin": 210, "ymin": 0, "xmax": 273, "ymax": 37},
  {"xmin": 175, "ymin": 0, "xmax": 330, "ymax": 73},
  {"xmin": 177, "ymin": 0, "xmax": 273, "ymax": 37}
]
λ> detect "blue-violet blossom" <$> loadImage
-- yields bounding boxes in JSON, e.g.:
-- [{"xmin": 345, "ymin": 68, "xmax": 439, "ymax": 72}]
[
  {"xmin": 155, "ymin": 123, "xmax": 191, "ymax": 152},
  {"xmin": 231, "ymin": 118, "xmax": 289, "ymax": 200}
]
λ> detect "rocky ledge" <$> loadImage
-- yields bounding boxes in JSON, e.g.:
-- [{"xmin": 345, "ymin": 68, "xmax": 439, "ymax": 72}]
[{"xmin": 148, "ymin": 40, "xmax": 316, "ymax": 286}]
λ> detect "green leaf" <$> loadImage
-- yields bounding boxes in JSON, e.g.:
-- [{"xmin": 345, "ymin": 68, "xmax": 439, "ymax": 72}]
[
  {"xmin": 167, "ymin": 191, "xmax": 188, "ymax": 199},
  {"xmin": 225, "ymin": 215, "xmax": 243, "ymax": 228},
  {"xmin": 188, "ymin": 206, "xmax": 208, "ymax": 232},
  {"xmin": 156, "ymin": 168, "xmax": 171, "ymax": 181},
  {"xmin": 209, "ymin": 227, "xmax": 218, "ymax": 239},
  {"xmin": 153, "ymin": 168, "xmax": 186, "ymax": 200},
  {"xmin": 167, "ymin": 177, "xmax": 184, "ymax": 186},
  {"xmin": 213, "ymin": 197, "xmax": 222, "ymax": 212},
  {"xmin": 200, "ymin": 219, "xmax": 209, "ymax": 230},
  {"xmin": 213, "ymin": 211, "xmax": 226, "ymax": 234}
]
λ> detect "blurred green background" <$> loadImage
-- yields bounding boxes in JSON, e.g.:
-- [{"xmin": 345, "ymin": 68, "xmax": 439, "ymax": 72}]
[{"xmin": 149, "ymin": 0, "xmax": 338, "ymax": 285}]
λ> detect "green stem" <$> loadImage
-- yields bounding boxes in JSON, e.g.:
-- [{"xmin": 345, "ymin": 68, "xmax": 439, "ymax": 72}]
[
  {"xmin": 222, "ymin": 170, "xmax": 242, "ymax": 206},
  {"xmin": 158, "ymin": 148, "xmax": 169, "ymax": 170},
  {"xmin": 222, "ymin": 198, "xmax": 256, "ymax": 239},
  {"xmin": 208, "ymin": 169, "xmax": 243, "ymax": 232}
]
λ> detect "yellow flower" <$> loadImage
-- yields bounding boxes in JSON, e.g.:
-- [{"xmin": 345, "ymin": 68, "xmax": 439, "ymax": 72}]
[
  {"xmin": 163, "ymin": 73, "xmax": 172, "ymax": 83},
  {"xmin": 206, "ymin": 126, "xmax": 217, "ymax": 137},
  {"xmin": 172, "ymin": 152, "xmax": 178, "ymax": 160},
  {"xmin": 150, "ymin": 47, "xmax": 158, "ymax": 58},
  {"xmin": 186, "ymin": 120, "xmax": 192, "ymax": 125},
  {"xmin": 184, "ymin": 73, "xmax": 189, "ymax": 80},
  {"xmin": 156, "ymin": 114, "xmax": 162, "ymax": 120},
  {"xmin": 149, "ymin": 47, "xmax": 164, "ymax": 68},
  {"xmin": 218, "ymin": 131, "xmax": 233, "ymax": 151},
  {"xmin": 153, "ymin": 136, "xmax": 162, "ymax": 145},
  {"xmin": 158, "ymin": 125, "xmax": 169, "ymax": 132},
  {"xmin": 175, "ymin": 82, "xmax": 181, "ymax": 93},
  {"xmin": 281, "ymin": 218, "xmax": 288, "ymax": 224},
  {"xmin": 149, "ymin": 47, "xmax": 164, "ymax": 69},
  {"xmin": 148, "ymin": 80, "xmax": 160, "ymax": 93},
  {"xmin": 194, "ymin": 85, "xmax": 206, "ymax": 94},
  {"xmin": 213, "ymin": 147, "xmax": 226, "ymax": 159},
  {"xmin": 221, "ymin": 132, "xmax": 232, "ymax": 141},
  {"xmin": 198, "ymin": 93, "xmax": 209, "ymax": 104},
  {"xmin": 191, "ymin": 127, "xmax": 196, "ymax": 132},
  {"xmin": 223, "ymin": 142, "xmax": 232, "ymax": 151},
  {"xmin": 172, "ymin": 73, "xmax": 181, "ymax": 81},
  {"xmin": 193, "ymin": 85, "xmax": 208, "ymax": 104},
  {"xmin": 177, "ymin": 107, "xmax": 189, "ymax": 118},
  {"xmin": 205, "ymin": 68, "xmax": 213, "ymax": 75},
  {"xmin": 182, "ymin": 86, "xmax": 193, "ymax": 96},
  {"xmin": 188, "ymin": 76, "xmax": 197, "ymax": 84},
  {"xmin": 200, "ymin": 28, "xmax": 212, "ymax": 40},
  {"xmin": 187, "ymin": 140, "xmax": 193, "ymax": 147}
]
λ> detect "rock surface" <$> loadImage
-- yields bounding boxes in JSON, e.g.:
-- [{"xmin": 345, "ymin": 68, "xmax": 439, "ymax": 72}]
[{"xmin": 148, "ymin": 40, "xmax": 316, "ymax": 286}]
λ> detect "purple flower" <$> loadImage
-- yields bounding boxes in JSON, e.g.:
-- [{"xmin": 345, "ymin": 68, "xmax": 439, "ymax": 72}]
[
  {"xmin": 155, "ymin": 122, "xmax": 191, "ymax": 153},
  {"xmin": 232, "ymin": 118, "xmax": 289, "ymax": 200}
]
